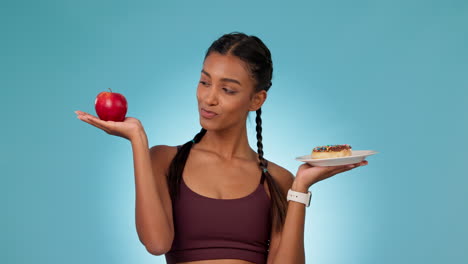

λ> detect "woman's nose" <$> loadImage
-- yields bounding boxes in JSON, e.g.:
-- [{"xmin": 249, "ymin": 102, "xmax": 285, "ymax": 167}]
[{"xmin": 205, "ymin": 87, "xmax": 218, "ymax": 105}]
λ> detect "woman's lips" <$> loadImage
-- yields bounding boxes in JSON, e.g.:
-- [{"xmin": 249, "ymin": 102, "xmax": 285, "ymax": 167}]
[{"xmin": 201, "ymin": 108, "xmax": 218, "ymax": 119}]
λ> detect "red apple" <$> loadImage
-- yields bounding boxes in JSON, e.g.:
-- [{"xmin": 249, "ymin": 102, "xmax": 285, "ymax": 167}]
[{"xmin": 94, "ymin": 88, "xmax": 128, "ymax": 122}]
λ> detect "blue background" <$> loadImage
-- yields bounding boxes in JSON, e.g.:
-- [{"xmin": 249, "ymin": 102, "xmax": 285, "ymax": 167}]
[{"xmin": 2, "ymin": 0, "xmax": 467, "ymax": 263}]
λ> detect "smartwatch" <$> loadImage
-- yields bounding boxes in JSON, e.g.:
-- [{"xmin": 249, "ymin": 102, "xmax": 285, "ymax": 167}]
[{"xmin": 287, "ymin": 189, "xmax": 312, "ymax": 207}]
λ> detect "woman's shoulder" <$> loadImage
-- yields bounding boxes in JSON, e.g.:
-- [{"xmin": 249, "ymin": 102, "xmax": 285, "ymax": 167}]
[
  {"xmin": 149, "ymin": 144, "xmax": 179, "ymax": 154},
  {"xmin": 149, "ymin": 144, "xmax": 180, "ymax": 167},
  {"xmin": 265, "ymin": 159, "xmax": 295, "ymax": 193}
]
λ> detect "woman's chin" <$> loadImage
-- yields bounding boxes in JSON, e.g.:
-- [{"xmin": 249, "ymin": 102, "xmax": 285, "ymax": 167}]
[
  {"xmin": 200, "ymin": 118, "xmax": 229, "ymax": 132},
  {"xmin": 199, "ymin": 119, "xmax": 216, "ymax": 130}
]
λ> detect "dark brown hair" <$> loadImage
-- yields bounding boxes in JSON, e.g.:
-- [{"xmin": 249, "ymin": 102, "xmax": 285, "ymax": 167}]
[{"xmin": 166, "ymin": 32, "xmax": 288, "ymax": 233}]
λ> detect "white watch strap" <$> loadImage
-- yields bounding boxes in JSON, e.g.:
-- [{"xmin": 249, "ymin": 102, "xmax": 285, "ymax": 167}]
[{"xmin": 287, "ymin": 189, "xmax": 312, "ymax": 207}]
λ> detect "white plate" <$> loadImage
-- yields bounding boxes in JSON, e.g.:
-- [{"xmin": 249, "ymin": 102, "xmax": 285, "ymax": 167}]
[{"xmin": 295, "ymin": 150, "xmax": 378, "ymax": 166}]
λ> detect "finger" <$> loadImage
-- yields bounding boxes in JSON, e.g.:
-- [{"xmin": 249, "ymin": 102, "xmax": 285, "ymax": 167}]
[
  {"xmin": 349, "ymin": 160, "xmax": 368, "ymax": 167},
  {"xmin": 81, "ymin": 112, "xmax": 99, "ymax": 120},
  {"xmin": 331, "ymin": 165, "xmax": 353, "ymax": 174},
  {"xmin": 328, "ymin": 162, "xmax": 358, "ymax": 172},
  {"xmin": 328, "ymin": 164, "xmax": 350, "ymax": 171},
  {"xmin": 76, "ymin": 111, "xmax": 98, "ymax": 122},
  {"xmin": 78, "ymin": 115, "xmax": 112, "ymax": 133},
  {"xmin": 327, "ymin": 160, "xmax": 369, "ymax": 176},
  {"xmin": 75, "ymin": 111, "xmax": 110, "ymax": 131},
  {"xmin": 75, "ymin": 110, "xmax": 89, "ymax": 117},
  {"xmin": 340, "ymin": 161, "xmax": 367, "ymax": 172},
  {"xmin": 74, "ymin": 110, "xmax": 100, "ymax": 121},
  {"xmin": 86, "ymin": 116, "xmax": 113, "ymax": 132},
  {"xmin": 331, "ymin": 165, "xmax": 355, "ymax": 175}
]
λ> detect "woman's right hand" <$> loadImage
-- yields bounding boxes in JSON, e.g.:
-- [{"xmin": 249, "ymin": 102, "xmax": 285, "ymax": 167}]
[{"xmin": 75, "ymin": 110, "xmax": 144, "ymax": 141}]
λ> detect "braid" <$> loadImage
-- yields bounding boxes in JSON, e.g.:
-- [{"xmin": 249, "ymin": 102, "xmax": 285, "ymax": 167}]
[
  {"xmin": 167, "ymin": 127, "xmax": 207, "ymax": 202},
  {"xmin": 255, "ymin": 108, "xmax": 267, "ymax": 170},
  {"xmin": 255, "ymin": 108, "xmax": 288, "ymax": 233},
  {"xmin": 193, "ymin": 128, "xmax": 207, "ymax": 144}
]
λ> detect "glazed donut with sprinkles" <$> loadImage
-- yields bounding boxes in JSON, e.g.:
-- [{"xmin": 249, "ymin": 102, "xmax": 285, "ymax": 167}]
[{"xmin": 311, "ymin": 144, "xmax": 352, "ymax": 159}]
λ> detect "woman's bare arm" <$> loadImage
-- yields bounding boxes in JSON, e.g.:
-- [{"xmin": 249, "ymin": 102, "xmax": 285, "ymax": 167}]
[
  {"xmin": 131, "ymin": 129, "xmax": 175, "ymax": 255},
  {"xmin": 74, "ymin": 111, "xmax": 175, "ymax": 255}
]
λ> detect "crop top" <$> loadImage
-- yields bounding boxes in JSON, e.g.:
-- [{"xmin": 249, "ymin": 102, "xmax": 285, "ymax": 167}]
[{"xmin": 164, "ymin": 145, "xmax": 272, "ymax": 264}]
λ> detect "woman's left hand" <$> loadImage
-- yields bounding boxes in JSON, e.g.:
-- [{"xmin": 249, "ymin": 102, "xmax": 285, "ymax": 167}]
[{"xmin": 294, "ymin": 160, "xmax": 369, "ymax": 190}]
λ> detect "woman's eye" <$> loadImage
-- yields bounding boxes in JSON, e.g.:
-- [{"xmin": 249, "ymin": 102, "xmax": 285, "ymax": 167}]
[
  {"xmin": 223, "ymin": 88, "xmax": 235, "ymax": 94},
  {"xmin": 199, "ymin": 81, "xmax": 209, "ymax": 86}
]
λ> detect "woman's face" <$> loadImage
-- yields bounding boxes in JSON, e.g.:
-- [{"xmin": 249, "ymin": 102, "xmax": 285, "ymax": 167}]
[{"xmin": 196, "ymin": 52, "xmax": 266, "ymax": 131}]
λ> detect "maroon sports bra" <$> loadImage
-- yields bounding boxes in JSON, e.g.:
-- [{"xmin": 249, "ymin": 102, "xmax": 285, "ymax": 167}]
[{"xmin": 165, "ymin": 145, "xmax": 272, "ymax": 264}]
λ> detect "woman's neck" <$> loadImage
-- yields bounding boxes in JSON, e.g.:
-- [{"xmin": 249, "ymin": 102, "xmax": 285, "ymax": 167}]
[{"xmin": 197, "ymin": 124, "xmax": 256, "ymax": 161}]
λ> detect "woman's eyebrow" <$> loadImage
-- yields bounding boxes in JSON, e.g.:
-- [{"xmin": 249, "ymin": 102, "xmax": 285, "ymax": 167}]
[{"xmin": 201, "ymin": 69, "xmax": 242, "ymax": 86}]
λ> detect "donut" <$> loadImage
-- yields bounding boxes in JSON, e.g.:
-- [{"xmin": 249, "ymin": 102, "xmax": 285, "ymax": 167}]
[{"xmin": 311, "ymin": 144, "xmax": 352, "ymax": 159}]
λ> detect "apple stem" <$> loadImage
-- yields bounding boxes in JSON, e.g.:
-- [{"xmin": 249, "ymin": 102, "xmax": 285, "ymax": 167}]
[{"xmin": 108, "ymin": 88, "xmax": 113, "ymax": 93}]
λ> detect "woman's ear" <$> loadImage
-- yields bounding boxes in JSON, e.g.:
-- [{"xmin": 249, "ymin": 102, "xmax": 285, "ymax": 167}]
[{"xmin": 249, "ymin": 90, "xmax": 267, "ymax": 111}]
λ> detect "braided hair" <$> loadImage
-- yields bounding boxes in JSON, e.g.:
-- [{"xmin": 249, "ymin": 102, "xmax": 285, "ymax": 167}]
[{"xmin": 166, "ymin": 32, "xmax": 288, "ymax": 233}]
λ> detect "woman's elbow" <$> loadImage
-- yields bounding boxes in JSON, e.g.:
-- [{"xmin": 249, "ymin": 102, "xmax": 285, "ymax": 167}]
[
  {"xmin": 145, "ymin": 234, "xmax": 173, "ymax": 256},
  {"xmin": 145, "ymin": 242, "xmax": 171, "ymax": 256},
  {"xmin": 141, "ymin": 227, "xmax": 174, "ymax": 255}
]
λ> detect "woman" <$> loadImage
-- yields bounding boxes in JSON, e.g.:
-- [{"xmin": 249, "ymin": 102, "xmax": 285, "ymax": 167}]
[{"xmin": 75, "ymin": 32, "xmax": 368, "ymax": 264}]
